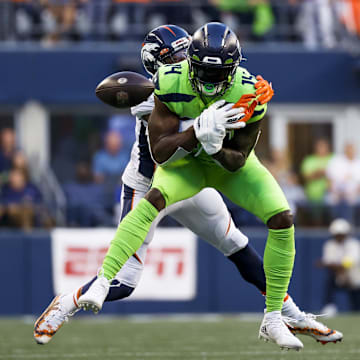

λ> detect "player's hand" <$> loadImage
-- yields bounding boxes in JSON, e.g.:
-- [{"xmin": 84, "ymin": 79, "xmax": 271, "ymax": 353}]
[
  {"xmin": 194, "ymin": 100, "xmax": 239, "ymax": 155},
  {"xmin": 194, "ymin": 106, "xmax": 225, "ymax": 155},
  {"xmin": 194, "ymin": 100, "xmax": 247, "ymax": 154},
  {"xmin": 226, "ymin": 94, "xmax": 258, "ymax": 128},
  {"xmin": 255, "ymin": 75, "xmax": 274, "ymax": 105}
]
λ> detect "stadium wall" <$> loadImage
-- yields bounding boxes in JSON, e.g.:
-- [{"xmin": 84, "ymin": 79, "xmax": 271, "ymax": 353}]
[
  {"xmin": 0, "ymin": 228, "xmax": 356, "ymax": 316},
  {"xmin": 0, "ymin": 47, "xmax": 359, "ymax": 105}
]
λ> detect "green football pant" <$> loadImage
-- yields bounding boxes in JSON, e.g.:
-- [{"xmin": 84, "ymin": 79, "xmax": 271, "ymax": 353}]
[{"xmin": 102, "ymin": 152, "xmax": 295, "ymax": 311}]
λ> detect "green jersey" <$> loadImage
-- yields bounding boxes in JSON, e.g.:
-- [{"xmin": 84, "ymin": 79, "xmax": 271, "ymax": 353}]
[
  {"xmin": 153, "ymin": 60, "xmax": 267, "ymax": 125},
  {"xmin": 102, "ymin": 60, "xmax": 294, "ymax": 315},
  {"xmin": 301, "ymin": 154, "xmax": 332, "ymax": 202}
]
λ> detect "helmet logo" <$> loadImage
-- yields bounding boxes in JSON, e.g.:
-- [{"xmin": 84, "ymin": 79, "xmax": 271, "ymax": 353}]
[
  {"xmin": 117, "ymin": 77, "xmax": 128, "ymax": 85},
  {"xmin": 171, "ymin": 37, "xmax": 190, "ymax": 52},
  {"xmin": 202, "ymin": 56, "xmax": 222, "ymax": 65}
]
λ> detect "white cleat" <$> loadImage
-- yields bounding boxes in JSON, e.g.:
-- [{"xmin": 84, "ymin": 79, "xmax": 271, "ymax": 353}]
[
  {"xmin": 34, "ymin": 295, "xmax": 77, "ymax": 344},
  {"xmin": 77, "ymin": 275, "xmax": 110, "ymax": 314},
  {"xmin": 259, "ymin": 311, "xmax": 303, "ymax": 351},
  {"xmin": 284, "ymin": 313, "xmax": 343, "ymax": 345}
]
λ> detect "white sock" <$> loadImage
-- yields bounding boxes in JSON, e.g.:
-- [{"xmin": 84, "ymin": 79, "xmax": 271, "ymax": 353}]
[{"xmin": 281, "ymin": 295, "xmax": 305, "ymax": 321}]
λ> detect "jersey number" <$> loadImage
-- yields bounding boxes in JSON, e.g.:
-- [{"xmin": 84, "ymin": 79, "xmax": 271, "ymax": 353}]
[
  {"xmin": 165, "ymin": 65, "xmax": 182, "ymax": 75},
  {"xmin": 242, "ymin": 74, "xmax": 256, "ymax": 85}
]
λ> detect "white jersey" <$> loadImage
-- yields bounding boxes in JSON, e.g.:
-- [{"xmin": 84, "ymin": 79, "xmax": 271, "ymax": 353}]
[{"xmin": 121, "ymin": 95, "xmax": 155, "ymax": 192}]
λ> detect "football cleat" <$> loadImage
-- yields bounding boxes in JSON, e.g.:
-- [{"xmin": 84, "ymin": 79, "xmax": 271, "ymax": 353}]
[
  {"xmin": 284, "ymin": 313, "xmax": 343, "ymax": 344},
  {"xmin": 259, "ymin": 311, "xmax": 303, "ymax": 351},
  {"xmin": 34, "ymin": 295, "xmax": 77, "ymax": 344},
  {"xmin": 77, "ymin": 275, "xmax": 110, "ymax": 314}
]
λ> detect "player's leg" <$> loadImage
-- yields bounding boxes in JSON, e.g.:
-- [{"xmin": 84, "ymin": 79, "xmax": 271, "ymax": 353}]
[
  {"xmin": 78, "ymin": 157, "xmax": 206, "ymax": 312},
  {"xmin": 34, "ymin": 184, "xmax": 163, "ymax": 344},
  {"xmin": 169, "ymin": 188, "xmax": 298, "ymax": 313},
  {"xmin": 212, "ymin": 153, "xmax": 302, "ymax": 350},
  {"xmin": 167, "ymin": 188, "xmax": 266, "ymax": 292},
  {"xmin": 167, "ymin": 187, "xmax": 342, "ymax": 344}
]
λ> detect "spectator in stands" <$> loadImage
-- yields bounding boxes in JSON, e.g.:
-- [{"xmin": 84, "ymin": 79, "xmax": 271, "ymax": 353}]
[
  {"xmin": 64, "ymin": 161, "xmax": 111, "ymax": 226},
  {"xmin": 93, "ymin": 130, "xmax": 128, "ymax": 212},
  {"xmin": 110, "ymin": 0, "xmax": 147, "ymax": 39},
  {"xmin": 92, "ymin": 130, "xmax": 127, "ymax": 183},
  {"xmin": 214, "ymin": 0, "xmax": 275, "ymax": 41},
  {"xmin": 301, "ymin": 138, "xmax": 332, "ymax": 225},
  {"xmin": 295, "ymin": 0, "xmax": 336, "ymax": 49},
  {"xmin": 0, "ymin": 128, "xmax": 19, "ymax": 185},
  {"xmin": 78, "ymin": 0, "xmax": 111, "ymax": 40},
  {"xmin": 0, "ymin": 167, "xmax": 42, "ymax": 230},
  {"xmin": 320, "ymin": 218, "xmax": 360, "ymax": 314},
  {"xmin": 40, "ymin": 0, "xmax": 78, "ymax": 44},
  {"xmin": 265, "ymin": 149, "xmax": 306, "ymax": 219},
  {"xmin": 0, "ymin": 128, "xmax": 17, "ymax": 172},
  {"xmin": 326, "ymin": 143, "xmax": 360, "ymax": 222},
  {"xmin": 280, "ymin": 171, "xmax": 306, "ymax": 219},
  {"xmin": 11, "ymin": 0, "xmax": 42, "ymax": 41},
  {"xmin": 264, "ymin": 148, "xmax": 290, "ymax": 187}
]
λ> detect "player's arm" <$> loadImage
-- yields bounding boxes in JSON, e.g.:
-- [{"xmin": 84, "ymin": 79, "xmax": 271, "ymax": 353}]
[
  {"xmin": 148, "ymin": 96, "xmax": 198, "ymax": 164},
  {"xmin": 212, "ymin": 120, "xmax": 262, "ymax": 172}
]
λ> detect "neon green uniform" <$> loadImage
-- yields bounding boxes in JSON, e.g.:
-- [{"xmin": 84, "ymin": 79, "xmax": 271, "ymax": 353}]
[{"xmin": 102, "ymin": 61, "xmax": 295, "ymax": 312}]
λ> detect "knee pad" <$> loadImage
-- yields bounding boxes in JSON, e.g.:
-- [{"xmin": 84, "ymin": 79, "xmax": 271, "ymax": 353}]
[
  {"xmin": 114, "ymin": 255, "xmax": 144, "ymax": 288},
  {"xmin": 220, "ymin": 218, "xmax": 249, "ymax": 256},
  {"xmin": 192, "ymin": 188, "xmax": 226, "ymax": 217},
  {"xmin": 192, "ymin": 188, "xmax": 248, "ymax": 256}
]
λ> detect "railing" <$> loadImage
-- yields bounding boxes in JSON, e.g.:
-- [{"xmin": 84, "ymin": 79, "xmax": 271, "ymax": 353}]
[{"xmin": 0, "ymin": 0, "xmax": 358, "ymax": 50}]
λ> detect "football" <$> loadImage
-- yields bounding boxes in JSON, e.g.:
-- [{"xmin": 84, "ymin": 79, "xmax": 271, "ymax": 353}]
[{"xmin": 95, "ymin": 71, "xmax": 154, "ymax": 108}]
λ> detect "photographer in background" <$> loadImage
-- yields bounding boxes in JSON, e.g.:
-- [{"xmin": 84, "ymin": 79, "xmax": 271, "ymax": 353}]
[{"xmin": 320, "ymin": 218, "xmax": 360, "ymax": 314}]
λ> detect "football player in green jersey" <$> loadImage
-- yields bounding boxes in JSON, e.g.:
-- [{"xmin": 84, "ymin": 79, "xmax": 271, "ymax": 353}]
[{"xmin": 79, "ymin": 23, "xmax": 302, "ymax": 350}]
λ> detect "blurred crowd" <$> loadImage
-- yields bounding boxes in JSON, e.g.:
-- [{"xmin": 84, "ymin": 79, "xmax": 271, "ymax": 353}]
[
  {"xmin": 1, "ymin": 124, "xmax": 360, "ymax": 230},
  {"xmin": 0, "ymin": 0, "xmax": 359, "ymax": 48},
  {"xmin": 0, "ymin": 128, "xmax": 53, "ymax": 230},
  {"xmin": 263, "ymin": 139, "xmax": 360, "ymax": 227}
]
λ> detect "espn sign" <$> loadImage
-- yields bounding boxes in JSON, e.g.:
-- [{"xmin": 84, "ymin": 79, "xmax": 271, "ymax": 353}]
[
  {"xmin": 64, "ymin": 247, "xmax": 107, "ymax": 276},
  {"xmin": 51, "ymin": 228, "xmax": 197, "ymax": 300}
]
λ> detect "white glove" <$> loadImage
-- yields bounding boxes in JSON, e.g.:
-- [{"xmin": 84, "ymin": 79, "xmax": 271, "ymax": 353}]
[
  {"xmin": 194, "ymin": 107, "xmax": 225, "ymax": 155},
  {"xmin": 213, "ymin": 100, "xmax": 247, "ymax": 130},
  {"xmin": 194, "ymin": 100, "xmax": 246, "ymax": 155}
]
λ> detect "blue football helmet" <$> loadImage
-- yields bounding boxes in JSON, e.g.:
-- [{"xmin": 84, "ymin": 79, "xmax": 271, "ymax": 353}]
[
  {"xmin": 188, "ymin": 22, "xmax": 242, "ymax": 97},
  {"xmin": 141, "ymin": 25, "xmax": 191, "ymax": 76}
]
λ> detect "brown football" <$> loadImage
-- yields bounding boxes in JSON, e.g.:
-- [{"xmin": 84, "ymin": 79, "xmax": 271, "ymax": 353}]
[{"xmin": 95, "ymin": 71, "xmax": 154, "ymax": 108}]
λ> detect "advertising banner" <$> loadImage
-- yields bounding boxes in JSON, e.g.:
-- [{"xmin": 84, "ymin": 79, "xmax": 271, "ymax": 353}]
[{"xmin": 51, "ymin": 228, "xmax": 197, "ymax": 300}]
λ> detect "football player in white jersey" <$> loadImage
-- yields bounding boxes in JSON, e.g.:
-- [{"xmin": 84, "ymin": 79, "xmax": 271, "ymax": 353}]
[{"xmin": 34, "ymin": 24, "xmax": 342, "ymax": 346}]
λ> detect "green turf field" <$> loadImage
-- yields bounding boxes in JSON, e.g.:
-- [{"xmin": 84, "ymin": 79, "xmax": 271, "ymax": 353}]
[{"xmin": 0, "ymin": 314, "xmax": 358, "ymax": 360}]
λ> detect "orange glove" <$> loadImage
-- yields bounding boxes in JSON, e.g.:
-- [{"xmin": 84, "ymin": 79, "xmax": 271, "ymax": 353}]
[
  {"xmin": 232, "ymin": 94, "xmax": 258, "ymax": 123},
  {"xmin": 255, "ymin": 75, "xmax": 274, "ymax": 105}
]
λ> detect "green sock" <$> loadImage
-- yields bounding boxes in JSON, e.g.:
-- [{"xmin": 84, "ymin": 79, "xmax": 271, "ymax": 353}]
[
  {"xmin": 263, "ymin": 226, "xmax": 295, "ymax": 312},
  {"xmin": 102, "ymin": 199, "xmax": 159, "ymax": 280}
]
